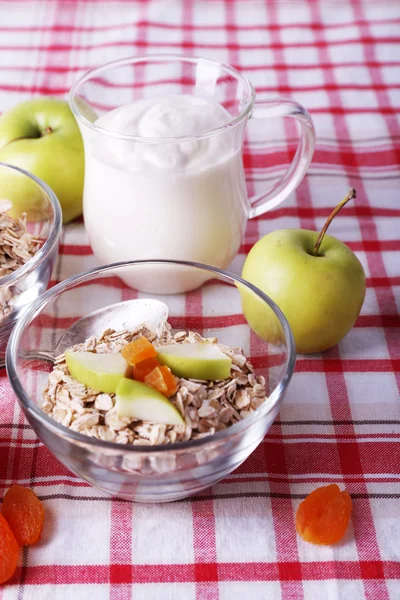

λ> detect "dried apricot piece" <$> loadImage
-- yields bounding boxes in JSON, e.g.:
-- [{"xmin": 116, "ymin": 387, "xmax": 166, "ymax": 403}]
[
  {"xmin": 2, "ymin": 485, "xmax": 44, "ymax": 546},
  {"xmin": 121, "ymin": 337, "xmax": 157, "ymax": 366},
  {"xmin": 145, "ymin": 365, "xmax": 178, "ymax": 397},
  {"xmin": 295, "ymin": 483, "xmax": 352, "ymax": 545},
  {"xmin": 0, "ymin": 513, "xmax": 19, "ymax": 584},
  {"xmin": 133, "ymin": 357, "xmax": 161, "ymax": 382}
]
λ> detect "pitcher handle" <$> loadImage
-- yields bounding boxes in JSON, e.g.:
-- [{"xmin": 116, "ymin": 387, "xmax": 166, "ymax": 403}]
[{"xmin": 248, "ymin": 99, "xmax": 316, "ymax": 218}]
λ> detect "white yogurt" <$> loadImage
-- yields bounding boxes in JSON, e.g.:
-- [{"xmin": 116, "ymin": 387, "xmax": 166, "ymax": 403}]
[{"xmin": 81, "ymin": 95, "xmax": 249, "ymax": 293}]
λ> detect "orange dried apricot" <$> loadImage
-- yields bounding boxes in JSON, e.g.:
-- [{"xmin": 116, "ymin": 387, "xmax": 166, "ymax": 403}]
[
  {"xmin": 133, "ymin": 357, "xmax": 161, "ymax": 382},
  {"xmin": 145, "ymin": 365, "xmax": 178, "ymax": 397},
  {"xmin": 295, "ymin": 483, "xmax": 352, "ymax": 545},
  {"xmin": 2, "ymin": 485, "xmax": 44, "ymax": 547},
  {"xmin": 121, "ymin": 337, "xmax": 157, "ymax": 365},
  {"xmin": 0, "ymin": 513, "xmax": 19, "ymax": 584}
]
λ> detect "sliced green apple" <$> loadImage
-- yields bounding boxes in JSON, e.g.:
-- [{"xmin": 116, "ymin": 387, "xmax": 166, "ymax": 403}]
[
  {"xmin": 116, "ymin": 378, "xmax": 184, "ymax": 425},
  {"xmin": 157, "ymin": 342, "xmax": 231, "ymax": 380},
  {"xmin": 65, "ymin": 350, "xmax": 127, "ymax": 393}
]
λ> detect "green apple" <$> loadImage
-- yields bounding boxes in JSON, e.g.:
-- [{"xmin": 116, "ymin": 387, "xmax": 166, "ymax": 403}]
[
  {"xmin": 65, "ymin": 351, "xmax": 128, "ymax": 393},
  {"xmin": 116, "ymin": 378, "xmax": 184, "ymax": 425},
  {"xmin": 157, "ymin": 342, "xmax": 231, "ymax": 380},
  {"xmin": 0, "ymin": 97, "xmax": 84, "ymax": 223},
  {"xmin": 241, "ymin": 189, "xmax": 366, "ymax": 354}
]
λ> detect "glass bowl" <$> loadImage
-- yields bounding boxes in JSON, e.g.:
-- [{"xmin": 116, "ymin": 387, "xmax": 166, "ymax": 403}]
[
  {"xmin": 6, "ymin": 261, "xmax": 295, "ymax": 503},
  {"xmin": 0, "ymin": 162, "xmax": 62, "ymax": 363}
]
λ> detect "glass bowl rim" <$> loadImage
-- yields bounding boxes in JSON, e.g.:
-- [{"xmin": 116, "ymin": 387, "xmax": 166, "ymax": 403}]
[
  {"xmin": 6, "ymin": 259, "xmax": 296, "ymax": 454},
  {"xmin": 69, "ymin": 53, "xmax": 256, "ymax": 144},
  {"xmin": 0, "ymin": 162, "xmax": 62, "ymax": 289}
]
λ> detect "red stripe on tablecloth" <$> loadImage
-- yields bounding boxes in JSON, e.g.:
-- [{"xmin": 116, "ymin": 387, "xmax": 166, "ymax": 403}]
[
  {"xmin": 12, "ymin": 561, "xmax": 400, "ymax": 585},
  {"xmin": 2, "ymin": 60, "xmax": 400, "ymax": 74},
  {"xmin": 311, "ymin": 5, "xmax": 391, "ymax": 598},
  {"xmin": 1, "ymin": 34, "xmax": 399, "ymax": 52},
  {"xmin": 0, "ymin": 16, "xmax": 397, "ymax": 33},
  {"xmin": 4, "ymin": 81, "xmax": 400, "ymax": 95}
]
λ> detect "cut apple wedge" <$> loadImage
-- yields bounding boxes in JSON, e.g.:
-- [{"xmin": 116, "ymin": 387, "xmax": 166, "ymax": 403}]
[
  {"xmin": 65, "ymin": 350, "xmax": 128, "ymax": 394},
  {"xmin": 116, "ymin": 378, "xmax": 184, "ymax": 425},
  {"xmin": 156, "ymin": 341, "xmax": 231, "ymax": 380}
]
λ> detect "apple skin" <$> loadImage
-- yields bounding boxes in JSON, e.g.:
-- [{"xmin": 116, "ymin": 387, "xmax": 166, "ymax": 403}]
[
  {"xmin": 241, "ymin": 229, "xmax": 366, "ymax": 354},
  {"xmin": 157, "ymin": 342, "xmax": 232, "ymax": 380},
  {"xmin": 0, "ymin": 97, "xmax": 84, "ymax": 223},
  {"xmin": 65, "ymin": 351, "xmax": 127, "ymax": 394},
  {"xmin": 116, "ymin": 378, "xmax": 184, "ymax": 425}
]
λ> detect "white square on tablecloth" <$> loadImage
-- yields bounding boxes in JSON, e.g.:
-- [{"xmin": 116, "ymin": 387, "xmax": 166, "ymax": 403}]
[
  {"xmin": 147, "ymin": 1, "xmax": 183, "ymax": 25},
  {"xmin": 303, "ymin": 579, "xmax": 366, "ymax": 600},
  {"xmin": 283, "ymin": 45, "xmax": 319, "ymax": 66},
  {"xmin": 213, "ymin": 488, "xmax": 278, "ymax": 562},
  {"xmin": 283, "ymin": 372, "xmax": 330, "ymax": 407},
  {"xmin": 219, "ymin": 581, "xmax": 282, "ymax": 600},
  {"xmin": 277, "ymin": 3, "xmax": 312, "ymax": 24},
  {"xmin": 361, "ymin": 287, "xmax": 380, "ymax": 316},
  {"xmin": 375, "ymin": 217, "xmax": 400, "ymax": 241},
  {"xmin": 131, "ymin": 582, "xmax": 196, "ymax": 600},
  {"xmin": 333, "ymin": 65, "xmax": 372, "ymax": 85},
  {"xmin": 236, "ymin": 28, "xmax": 271, "ymax": 47},
  {"xmin": 287, "ymin": 67, "xmax": 325, "ymax": 88},
  {"xmin": 387, "ymin": 88, "xmax": 400, "ymax": 110},
  {"xmin": 309, "ymin": 113, "xmax": 337, "ymax": 141},
  {"xmin": 368, "ymin": 496, "xmax": 400, "ymax": 561},
  {"xmin": 340, "ymin": 90, "xmax": 379, "ymax": 110},
  {"xmin": 192, "ymin": 1, "xmax": 225, "ymax": 26},
  {"xmin": 345, "ymin": 112, "xmax": 393, "ymax": 141},
  {"xmin": 380, "ymin": 65, "xmax": 400, "ymax": 86},
  {"xmin": 280, "ymin": 26, "xmax": 315, "ymax": 45},
  {"xmin": 328, "ymin": 42, "xmax": 364, "ymax": 64},
  {"xmin": 339, "ymin": 327, "xmax": 390, "ymax": 360},
  {"xmin": 132, "ymin": 502, "xmax": 194, "ymax": 564},
  {"xmin": 31, "ymin": 498, "xmax": 111, "ymax": 565},
  {"xmin": 345, "ymin": 372, "xmax": 398, "ymax": 407},
  {"xmin": 16, "ymin": 584, "xmax": 110, "ymax": 600},
  {"xmin": 319, "ymin": 3, "xmax": 353, "ymax": 24},
  {"xmin": 292, "ymin": 89, "xmax": 331, "ymax": 113},
  {"xmin": 380, "ymin": 252, "xmax": 400, "ymax": 279},
  {"xmin": 192, "ymin": 26, "xmax": 228, "ymax": 46},
  {"xmin": 239, "ymin": 48, "xmax": 275, "ymax": 68},
  {"xmin": 374, "ymin": 44, "xmax": 400, "ymax": 63},
  {"xmin": 324, "ymin": 24, "xmax": 359, "ymax": 43},
  {"xmin": 146, "ymin": 26, "xmax": 183, "ymax": 44},
  {"xmin": 234, "ymin": 2, "xmax": 268, "ymax": 26}
]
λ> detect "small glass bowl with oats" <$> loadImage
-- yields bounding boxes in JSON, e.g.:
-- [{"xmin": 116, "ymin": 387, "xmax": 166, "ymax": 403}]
[
  {"xmin": 0, "ymin": 162, "xmax": 62, "ymax": 362},
  {"xmin": 7, "ymin": 260, "xmax": 295, "ymax": 503}
]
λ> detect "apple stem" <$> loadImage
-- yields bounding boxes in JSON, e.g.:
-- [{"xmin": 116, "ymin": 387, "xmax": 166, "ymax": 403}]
[
  {"xmin": 312, "ymin": 187, "xmax": 356, "ymax": 256},
  {"xmin": 43, "ymin": 126, "xmax": 53, "ymax": 135}
]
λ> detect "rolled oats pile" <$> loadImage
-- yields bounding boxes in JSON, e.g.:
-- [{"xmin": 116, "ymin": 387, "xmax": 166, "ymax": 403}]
[
  {"xmin": 0, "ymin": 200, "xmax": 41, "ymax": 320},
  {"xmin": 42, "ymin": 321, "xmax": 268, "ymax": 446}
]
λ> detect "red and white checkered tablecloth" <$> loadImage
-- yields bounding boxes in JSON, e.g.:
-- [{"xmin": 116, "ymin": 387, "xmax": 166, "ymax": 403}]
[{"xmin": 0, "ymin": 0, "xmax": 399, "ymax": 598}]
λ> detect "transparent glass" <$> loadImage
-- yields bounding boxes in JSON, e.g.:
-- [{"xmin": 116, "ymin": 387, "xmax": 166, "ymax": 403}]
[
  {"xmin": 69, "ymin": 55, "xmax": 315, "ymax": 293},
  {"xmin": 7, "ymin": 261, "xmax": 295, "ymax": 503},
  {"xmin": 0, "ymin": 162, "xmax": 62, "ymax": 363}
]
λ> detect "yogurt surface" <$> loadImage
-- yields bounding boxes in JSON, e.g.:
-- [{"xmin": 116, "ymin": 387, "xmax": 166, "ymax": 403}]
[{"xmin": 81, "ymin": 94, "xmax": 249, "ymax": 292}]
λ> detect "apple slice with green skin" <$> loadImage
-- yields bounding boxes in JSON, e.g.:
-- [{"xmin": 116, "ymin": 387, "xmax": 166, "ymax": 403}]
[
  {"xmin": 157, "ymin": 342, "xmax": 231, "ymax": 380},
  {"xmin": 65, "ymin": 351, "xmax": 128, "ymax": 394},
  {"xmin": 116, "ymin": 378, "xmax": 184, "ymax": 425}
]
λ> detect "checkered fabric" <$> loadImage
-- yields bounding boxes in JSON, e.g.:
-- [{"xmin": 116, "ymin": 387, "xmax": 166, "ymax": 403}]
[{"xmin": 0, "ymin": 1, "xmax": 399, "ymax": 598}]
